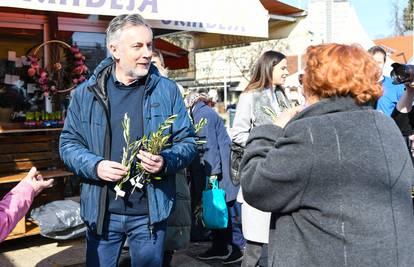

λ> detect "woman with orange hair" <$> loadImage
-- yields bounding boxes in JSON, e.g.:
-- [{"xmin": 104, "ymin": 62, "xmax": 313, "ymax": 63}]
[{"xmin": 240, "ymin": 43, "xmax": 414, "ymax": 266}]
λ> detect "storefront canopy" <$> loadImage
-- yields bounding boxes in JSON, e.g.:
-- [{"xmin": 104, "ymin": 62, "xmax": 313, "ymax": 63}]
[
  {"xmin": 2, "ymin": 0, "xmax": 269, "ymax": 38},
  {"xmin": 154, "ymin": 38, "xmax": 189, "ymax": 70},
  {"xmin": 192, "ymin": 0, "xmax": 305, "ymax": 49}
]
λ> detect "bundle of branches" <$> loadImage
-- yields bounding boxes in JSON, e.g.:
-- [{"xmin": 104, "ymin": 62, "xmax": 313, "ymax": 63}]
[{"xmin": 114, "ymin": 113, "xmax": 177, "ymax": 199}]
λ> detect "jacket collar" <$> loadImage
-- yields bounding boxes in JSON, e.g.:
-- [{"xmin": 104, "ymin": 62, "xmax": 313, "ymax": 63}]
[
  {"xmin": 292, "ymin": 96, "xmax": 372, "ymax": 123},
  {"xmin": 192, "ymin": 101, "xmax": 207, "ymax": 113}
]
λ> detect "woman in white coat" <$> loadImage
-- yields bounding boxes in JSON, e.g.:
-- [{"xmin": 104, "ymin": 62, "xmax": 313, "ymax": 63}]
[{"xmin": 231, "ymin": 51, "xmax": 292, "ymax": 267}]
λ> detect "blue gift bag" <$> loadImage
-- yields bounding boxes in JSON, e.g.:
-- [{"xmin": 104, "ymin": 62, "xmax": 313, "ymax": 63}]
[{"xmin": 202, "ymin": 176, "xmax": 228, "ymax": 229}]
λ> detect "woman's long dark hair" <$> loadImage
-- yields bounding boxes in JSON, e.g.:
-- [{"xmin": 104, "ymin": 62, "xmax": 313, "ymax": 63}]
[{"xmin": 244, "ymin": 50, "xmax": 286, "ymax": 92}]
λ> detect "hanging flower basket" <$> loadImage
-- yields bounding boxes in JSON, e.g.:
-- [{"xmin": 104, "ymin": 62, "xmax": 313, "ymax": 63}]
[{"xmin": 26, "ymin": 40, "xmax": 89, "ymax": 96}]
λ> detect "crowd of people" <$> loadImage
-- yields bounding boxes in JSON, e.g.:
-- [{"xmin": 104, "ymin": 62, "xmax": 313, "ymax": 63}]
[{"xmin": 1, "ymin": 12, "xmax": 414, "ymax": 267}]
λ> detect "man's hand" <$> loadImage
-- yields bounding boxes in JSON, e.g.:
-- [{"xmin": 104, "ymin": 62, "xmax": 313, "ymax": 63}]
[
  {"xmin": 23, "ymin": 167, "xmax": 54, "ymax": 196},
  {"xmin": 97, "ymin": 160, "xmax": 128, "ymax": 182},
  {"xmin": 136, "ymin": 150, "xmax": 164, "ymax": 174}
]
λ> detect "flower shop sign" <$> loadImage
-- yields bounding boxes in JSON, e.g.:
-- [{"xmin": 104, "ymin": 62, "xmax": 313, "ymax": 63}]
[{"xmin": 1, "ymin": 0, "xmax": 269, "ymax": 38}]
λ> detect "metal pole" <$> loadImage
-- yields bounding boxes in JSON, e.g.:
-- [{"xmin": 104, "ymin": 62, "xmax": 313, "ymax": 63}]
[
  {"xmin": 223, "ymin": 48, "xmax": 228, "ymax": 110},
  {"xmin": 297, "ymin": 0, "xmax": 303, "ymax": 73},
  {"xmin": 43, "ymin": 22, "xmax": 50, "ymax": 68},
  {"xmin": 326, "ymin": 0, "xmax": 333, "ymax": 43}
]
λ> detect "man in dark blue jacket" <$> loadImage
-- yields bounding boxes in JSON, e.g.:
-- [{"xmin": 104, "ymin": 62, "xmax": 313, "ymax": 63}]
[
  {"xmin": 59, "ymin": 14, "xmax": 196, "ymax": 267},
  {"xmin": 185, "ymin": 92, "xmax": 245, "ymax": 265}
]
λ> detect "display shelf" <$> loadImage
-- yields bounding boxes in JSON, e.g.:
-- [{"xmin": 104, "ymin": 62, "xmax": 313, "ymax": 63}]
[{"xmin": 0, "ymin": 122, "xmax": 62, "ymax": 133}]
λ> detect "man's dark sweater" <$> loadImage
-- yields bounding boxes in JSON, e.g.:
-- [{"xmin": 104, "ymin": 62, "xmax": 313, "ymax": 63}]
[{"xmin": 107, "ymin": 71, "xmax": 148, "ymax": 215}]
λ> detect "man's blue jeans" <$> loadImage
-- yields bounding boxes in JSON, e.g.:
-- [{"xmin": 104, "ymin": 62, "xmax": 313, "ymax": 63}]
[{"xmin": 86, "ymin": 213, "xmax": 166, "ymax": 267}]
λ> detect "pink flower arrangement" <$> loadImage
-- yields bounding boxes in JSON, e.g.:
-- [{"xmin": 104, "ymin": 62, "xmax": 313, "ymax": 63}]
[{"xmin": 27, "ymin": 43, "xmax": 89, "ymax": 96}]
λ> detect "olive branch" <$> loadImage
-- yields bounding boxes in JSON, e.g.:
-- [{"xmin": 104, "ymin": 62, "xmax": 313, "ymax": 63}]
[
  {"xmin": 114, "ymin": 113, "xmax": 177, "ymax": 199},
  {"xmin": 262, "ymin": 106, "xmax": 278, "ymax": 122},
  {"xmin": 134, "ymin": 114, "xmax": 177, "ymax": 182},
  {"xmin": 194, "ymin": 117, "xmax": 207, "ymax": 133},
  {"xmin": 194, "ymin": 117, "xmax": 208, "ymax": 145}
]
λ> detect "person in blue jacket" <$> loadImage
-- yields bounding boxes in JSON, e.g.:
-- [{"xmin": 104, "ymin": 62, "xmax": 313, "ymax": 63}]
[
  {"xmin": 368, "ymin": 46, "xmax": 405, "ymax": 116},
  {"xmin": 59, "ymin": 14, "xmax": 196, "ymax": 267},
  {"xmin": 185, "ymin": 91, "xmax": 245, "ymax": 265}
]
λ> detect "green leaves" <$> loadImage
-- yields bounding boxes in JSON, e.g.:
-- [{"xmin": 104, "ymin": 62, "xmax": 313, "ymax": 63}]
[
  {"xmin": 135, "ymin": 114, "xmax": 177, "ymax": 178},
  {"xmin": 115, "ymin": 113, "xmax": 177, "ymax": 198},
  {"xmin": 262, "ymin": 106, "xmax": 278, "ymax": 122},
  {"xmin": 122, "ymin": 113, "xmax": 130, "ymax": 144},
  {"xmin": 161, "ymin": 114, "xmax": 178, "ymax": 130},
  {"xmin": 117, "ymin": 113, "xmax": 133, "ymax": 191},
  {"xmin": 193, "ymin": 117, "xmax": 208, "ymax": 145},
  {"xmin": 144, "ymin": 114, "xmax": 176, "ymax": 155},
  {"xmin": 194, "ymin": 117, "xmax": 207, "ymax": 134}
]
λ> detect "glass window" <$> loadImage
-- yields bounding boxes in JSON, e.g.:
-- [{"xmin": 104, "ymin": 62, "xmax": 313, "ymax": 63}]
[
  {"xmin": 59, "ymin": 31, "xmax": 107, "ymax": 72},
  {"xmin": 0, "ymin": 27, "xmax": 44, "ymax": 116}
]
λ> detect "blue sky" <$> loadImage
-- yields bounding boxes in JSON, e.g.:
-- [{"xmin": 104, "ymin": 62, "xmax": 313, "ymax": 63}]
[{"xmin": 280, "ymin": 0, "xmax": 408, "ymax": 39}]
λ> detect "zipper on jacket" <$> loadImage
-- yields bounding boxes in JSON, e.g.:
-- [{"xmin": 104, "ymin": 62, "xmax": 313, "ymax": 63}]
[
  {"xmin": 148, "ymin": 224, "xmax": 154, "ymax": 238},
  {"xmin": 142, "ymin": 90, "xmax": 156, "ymax": 237},
  {"xmin": 89, "ymin": 83, "xmax": 111, "ymax": 235}
]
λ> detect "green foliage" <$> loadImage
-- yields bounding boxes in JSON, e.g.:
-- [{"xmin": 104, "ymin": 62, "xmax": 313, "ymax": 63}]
[
  {"xmin": 142, "ymin": 114, "xmax": 177, "ymax": 154},
  {"xmin": 116, "ymin": 114, "xmax": 177, "ymax": 195},
  {"xmin": 135, "ymin": 114, "xmax": 177, "ymax": 181},
  {"xmin": 262, "ymin": 106, "xmax": 278, "ymax": 122},
  {"xmin": 194, "ymin": 117, "xmax": 208, "ymax": 145},
  {"xmin": 194, "ymin": 117, "xmax": 208, "ymax": 134},
  {"xmin": 117, "ymin": 113, "xmax": 133, "ymax": 189}
]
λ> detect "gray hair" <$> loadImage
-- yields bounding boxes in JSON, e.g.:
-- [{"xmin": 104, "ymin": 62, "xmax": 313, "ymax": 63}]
[
  {"xmin": 184, "ymin": 91, "xmax": 209, "ymax": 108},
  {"xmin": 106, "ymin": 14, "xmax": 152, "ymax": 48}
]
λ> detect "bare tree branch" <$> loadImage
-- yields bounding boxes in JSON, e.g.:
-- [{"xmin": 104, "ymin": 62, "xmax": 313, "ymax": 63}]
[
  {"xmin": 228, "ymin": 40, "xmax": 285, "ymax": 82},
  {"xmin": 403, "ymin": 0, "xmax": 413, "ymax": 31},
  {"xmin": 391, "ymin": 0, "xmax": 405, "ymax": 36}
]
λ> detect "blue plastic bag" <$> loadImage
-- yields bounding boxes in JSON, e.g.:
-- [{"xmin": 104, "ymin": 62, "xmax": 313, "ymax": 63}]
[{"xmin": 202, "ymin": 176, "xmax": 228, "ymax": 229}]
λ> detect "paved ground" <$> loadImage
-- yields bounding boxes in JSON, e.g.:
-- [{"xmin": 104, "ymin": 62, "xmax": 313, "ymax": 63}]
[{"xmin": 0, "ymin": 235, "xmax": 242, "ymax": 267}]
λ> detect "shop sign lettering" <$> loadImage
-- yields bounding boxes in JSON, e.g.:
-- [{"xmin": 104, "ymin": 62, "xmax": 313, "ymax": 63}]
[
  {"xmin": 22, "ymin": 0, "xmax": 158, "ymax": 13},
  {"xmin": 161, "ymin": 20, "xmax": 246, "ymax": 34}
]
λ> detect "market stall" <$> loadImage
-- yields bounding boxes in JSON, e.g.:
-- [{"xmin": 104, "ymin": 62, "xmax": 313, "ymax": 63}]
[
  {"xmin": 0, "ymin": 0, "xmax": 303, "ymax": 240},
  {"xmin": 0, "ymin": 0, "xmax": 270, "ymax": 124}
]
